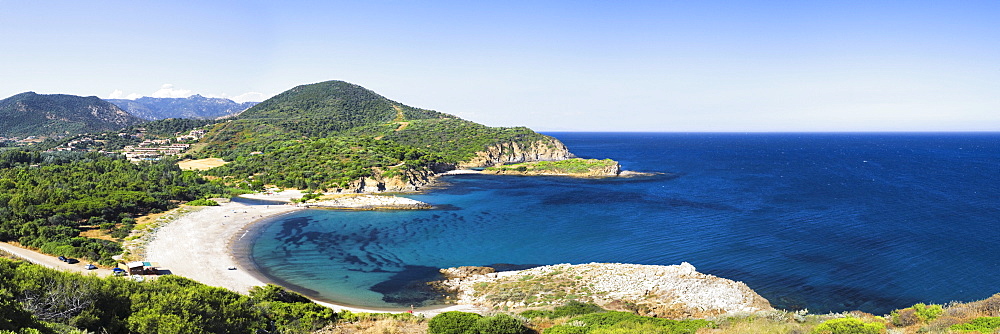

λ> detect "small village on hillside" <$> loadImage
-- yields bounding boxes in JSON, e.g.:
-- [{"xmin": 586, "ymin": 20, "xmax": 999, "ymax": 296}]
[{"xmin": 35, "ymin": 128, "xmax": 207, "ymax": 161}]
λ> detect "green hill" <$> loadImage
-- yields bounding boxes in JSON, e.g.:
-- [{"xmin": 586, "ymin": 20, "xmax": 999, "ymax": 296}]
[
  {"xmin": 198, "ymin": 80, "xmax": 572, "ymax": 191},
  {"xmin": 0, "ymin": 92, "xmax": 146, "ymax": 138},
  {"xmin": 236, "ymin": 80, "xmax": 454, "ymax": 136}
]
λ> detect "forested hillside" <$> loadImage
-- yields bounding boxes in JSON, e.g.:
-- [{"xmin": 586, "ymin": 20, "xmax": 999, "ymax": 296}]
[
  {"xmin": 0, "ymin": 92, "xmax": 145, "ymax": 138},
  {"xmin": 197, "ymin": 80, "xmax": 568, "ymax": 191},
  {"xmin": 0, "ymin": 151, "xmax": 229, "ymax": 265},
  {"xmin": 0, "ymin": 258, "xmax": 339, "ymax": 333}
]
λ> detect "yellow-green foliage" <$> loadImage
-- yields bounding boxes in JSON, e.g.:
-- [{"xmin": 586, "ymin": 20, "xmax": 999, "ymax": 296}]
[
  {"xmin": 810, "ymin": 317, "xmax": 885, "ymax": 334},
  {"xmin": 950, "ymin": 317, "xmax": 1000, "ymax": 333},
  {"xmin": 487, "ymin": 158, "xmax": 617, "ymax": 174},
  {"xmin": 543, "ymin": 312, "xmax": 712, "ymax": 334},
  {"xmin": 891, "ymin": 303, "xmax": 943, "ymax": 326}
]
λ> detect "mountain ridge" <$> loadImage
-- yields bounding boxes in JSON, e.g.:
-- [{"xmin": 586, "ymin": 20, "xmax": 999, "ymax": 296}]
[
  {"xmin": 106, "ymin": 95, "xmax": 258, "ymax": 120},
  {"xmin": 0, "ymin": 92, "xmax": 146, "ymax": 138}
]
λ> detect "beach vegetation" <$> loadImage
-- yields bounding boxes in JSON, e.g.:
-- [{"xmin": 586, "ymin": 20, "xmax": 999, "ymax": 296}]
[
  {"xmin": 809, "ymin": 317, "xmax": 884, "ymax": 334},
  {"xmin": 542, "ymin": 311, "xmax": 712, "ymax": 334},
  {"xmin": 474, "ymin": 313, "xmax": 530, "ymax": 334},
  {"xmin": 521, "ymin": 301, "xmax": 606, "ymax": 319},
  {"xmin": 890, "ymin": 302, "xmax": 943, "ymax": 326},
  {"xmin": 185, "ymin": 198, "xmax": 219, "ymax": 206},
  {"xmin": 950, "ymin": 317, "xmax": 1000, "ymax": 333},
  {"xmin": 428, "ymin": 311, "xmax": 483, "ymax": 334}
]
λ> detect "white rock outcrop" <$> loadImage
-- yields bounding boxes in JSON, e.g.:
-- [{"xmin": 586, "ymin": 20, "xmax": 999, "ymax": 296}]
[{"xmin": 435, "ymin": 262, "xmax": 773, "ymax": 318}]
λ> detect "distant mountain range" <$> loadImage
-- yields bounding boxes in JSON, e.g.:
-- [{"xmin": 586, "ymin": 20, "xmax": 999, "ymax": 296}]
[
  {"xmin": 106, "ymin": 95, "xmax": 258, "ymax": 121},
  {"xmin": 0, "ymin": 92, "xmax": 145, "ymax": 138}
]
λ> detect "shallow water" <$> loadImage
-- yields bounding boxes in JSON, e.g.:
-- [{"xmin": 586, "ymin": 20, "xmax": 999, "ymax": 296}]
[{"xmin": 247, "ymin": 132, "xmax": 1000, "ymax": 314}]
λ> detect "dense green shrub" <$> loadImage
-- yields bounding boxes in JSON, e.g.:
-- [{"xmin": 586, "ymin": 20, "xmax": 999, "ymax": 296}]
[
  {"xmin": 0, "ymin": 259, "xmax": 338, "ymax": 334},
  {"xmin": 950, "ymin": 317, "xmax": 1000, "ymax": 333},
  {"xmin": 186, "ymin": 198, "xmax": 220, "ymax": 206},
  {"xmin": 521, "ymin": 301, "xmax": 606, "ymax": 319},
  {"xmin": 810, "ymin": 317, "xmax": 885, "ymax": 334},
  {"xmin": 428, "ymin": 311, "xmax": 483, "ymax": 334},
  {"xmin": 543, "ymin": 311, "xmax": 711, "ymax": 334},
  {"xmin": 473, "ymin": 313, "xmax": 529, "ymax": 334},
  {"xmin": 891, "ymin": 303, "xmax": 943, "ymax": 326}
]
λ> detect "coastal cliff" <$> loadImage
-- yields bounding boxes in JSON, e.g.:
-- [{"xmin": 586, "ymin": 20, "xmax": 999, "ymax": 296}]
[
  {"xmin": 434, "ymin": 262, "xmax": 773, "ymax": 318},
  {"xmin": 458, "ymin": 138, "xmax": 575, "ymax": 168},
  {"xmin": 339, "ymin": 166, "xmax": 441, "ymax": 193},
  {"xmin": 336, "ymin": 138, "xmax": 577, "ymax": 193}
]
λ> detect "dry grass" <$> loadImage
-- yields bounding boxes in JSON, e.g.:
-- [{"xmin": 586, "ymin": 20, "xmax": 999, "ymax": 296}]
[
  {"xmin": 178, "ymin": 158, "xmax": 228, "ymax": 171},
  {"xmin": 78, "ymin": 226, "xmax": 116, "ymax": 241},
  {"xmin": 314, "ymin": 319, "xmax": 427, "ymax": 334}
]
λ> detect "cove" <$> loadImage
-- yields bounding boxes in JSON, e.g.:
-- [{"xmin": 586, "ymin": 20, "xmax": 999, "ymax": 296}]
[{"xmin": 243, "ymin": 132, "xmax": 1000, "ymax": 314}]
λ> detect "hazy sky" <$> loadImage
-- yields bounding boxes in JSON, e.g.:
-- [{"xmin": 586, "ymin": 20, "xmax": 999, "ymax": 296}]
[{"xmin": 2, "ymin": 1, "xmax": 998, "ymax": 131}]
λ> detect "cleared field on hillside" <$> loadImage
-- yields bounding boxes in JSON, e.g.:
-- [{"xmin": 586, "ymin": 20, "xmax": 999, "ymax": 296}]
[{"xmin": 178, "ymin": 158, "xmax": 228, "ymax": 170}]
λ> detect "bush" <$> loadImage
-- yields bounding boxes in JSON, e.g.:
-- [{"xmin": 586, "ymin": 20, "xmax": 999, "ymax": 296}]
[
  {"xmin": 810, "ymin": 317, "xmax": 885, "ymax": 334},
  {"xmin": 472, "ymin": 314, "xmax": 528, "ymax": 334},
  {"xmin": 429, "ymin": 311, "xmax": 483, "ymax": 334},
  {"xmin": 521, "ymin": 301, "xmax": 605, "ymax": 319},
  {"xmin": 892, "ymin": 303, "xmax": 944, "ymax": 326},
  {"xmin": 544, "ymin": 312, "xmax": 711, "ymax": 334},
  {"xmin": 552, "ymin": 301, "xmax": 605, "ymax": 318},
  {"xmin": 950, "ymin": 317, "xmax": 1000, "ymax": 333},
  {"xmin": 186, "ymin": 198, "xmax": 220, "ymax": 206}
]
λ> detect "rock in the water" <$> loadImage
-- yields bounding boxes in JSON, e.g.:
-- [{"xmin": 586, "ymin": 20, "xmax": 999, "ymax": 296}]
[{"xmin": 440, "ymin": 266, "xmax": 497, "ymax": 279}]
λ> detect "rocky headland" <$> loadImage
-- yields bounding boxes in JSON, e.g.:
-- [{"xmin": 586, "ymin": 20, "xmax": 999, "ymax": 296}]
[
  {"xmin": 483, "ymin": 158, "xmax": 657, "ymax": 178},
  {"xmin": 433, "ymin": 262, "xmax": 773, "ymax": 319},
  {"xmin": 330, "ymin": 138, "xmax": 582, "ymax": 193},
  {"xmin": 458, "ymin": 138, "xmax": 576, "ymax": 169}
]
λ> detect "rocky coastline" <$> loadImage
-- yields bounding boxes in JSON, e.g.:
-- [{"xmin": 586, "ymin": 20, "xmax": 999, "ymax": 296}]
[{"xmin": 432, "ymin": 262, "xmax": 773, "ymax": 319}]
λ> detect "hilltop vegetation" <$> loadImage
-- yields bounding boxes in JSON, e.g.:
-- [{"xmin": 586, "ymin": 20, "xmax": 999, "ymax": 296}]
[
  {"xmin": 0, "ymin": 92, "xmax": 145, "ymax": 139},
  {"xmin": 196, "ymin": 80, "xmax": 567, "ymax": 191}
]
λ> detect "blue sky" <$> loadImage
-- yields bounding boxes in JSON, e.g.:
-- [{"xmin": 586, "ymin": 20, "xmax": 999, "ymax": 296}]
[{"xmin": 1, "ymin": 1, "xmax": 998, "ymax": 131}]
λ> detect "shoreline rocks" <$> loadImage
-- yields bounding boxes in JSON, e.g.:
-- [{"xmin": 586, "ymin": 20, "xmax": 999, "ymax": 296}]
[{"xmin": 432, "ymin": 262, "xmax": 773, "ymax": 318}]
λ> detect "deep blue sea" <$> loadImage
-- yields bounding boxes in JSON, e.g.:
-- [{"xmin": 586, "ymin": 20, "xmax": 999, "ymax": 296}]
[{"xmin": 244, "ymin": 133, "xmax": 1000, "ymax": 314}]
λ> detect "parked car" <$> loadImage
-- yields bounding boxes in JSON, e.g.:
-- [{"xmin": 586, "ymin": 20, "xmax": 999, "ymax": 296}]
[
  {"xmin": 111, "ymin": 267, "xmax": 126, "ymax": 276},
  {"xmin": 57, "ymin": 256, "xmax": 67, "ymax": 262},
  {"xmin": 84, "ymin": 264, "xmax": 97, "ymax": 270},
  {"xmin": 66, "ymin": 258, "xmax": 79, "ymax": 264}
]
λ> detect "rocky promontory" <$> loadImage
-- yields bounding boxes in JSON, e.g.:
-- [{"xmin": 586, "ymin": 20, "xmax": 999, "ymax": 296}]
[
  {"xmin": 459, "ymin": 138, "xmax": 575, "ymax": 168},
  {"xmin": 433, "ymin": 262, "xmax": 773, "ymax": 318}
]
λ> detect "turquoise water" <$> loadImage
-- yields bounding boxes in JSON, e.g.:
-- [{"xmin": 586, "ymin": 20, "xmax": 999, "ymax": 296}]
[{"xmin": 245, "ymin": 133, "xmax": 1000, "ymax": 314}]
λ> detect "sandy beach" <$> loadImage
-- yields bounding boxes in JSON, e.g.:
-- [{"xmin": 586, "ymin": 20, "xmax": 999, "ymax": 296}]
[{"xmin": 144, "ymin": 193, "xmax": 482, "ymax": 316}]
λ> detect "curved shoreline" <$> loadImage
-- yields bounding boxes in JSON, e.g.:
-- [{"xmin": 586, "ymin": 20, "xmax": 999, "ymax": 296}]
[{"xmin": 145, "ymin": 194, "xmax": 482, "ymax": 316}]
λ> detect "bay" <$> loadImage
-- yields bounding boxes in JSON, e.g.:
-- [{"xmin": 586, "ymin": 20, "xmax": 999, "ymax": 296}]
[{"xmin": 246, "ymin": 132, "xmax": 1000, "ymax": 314}]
